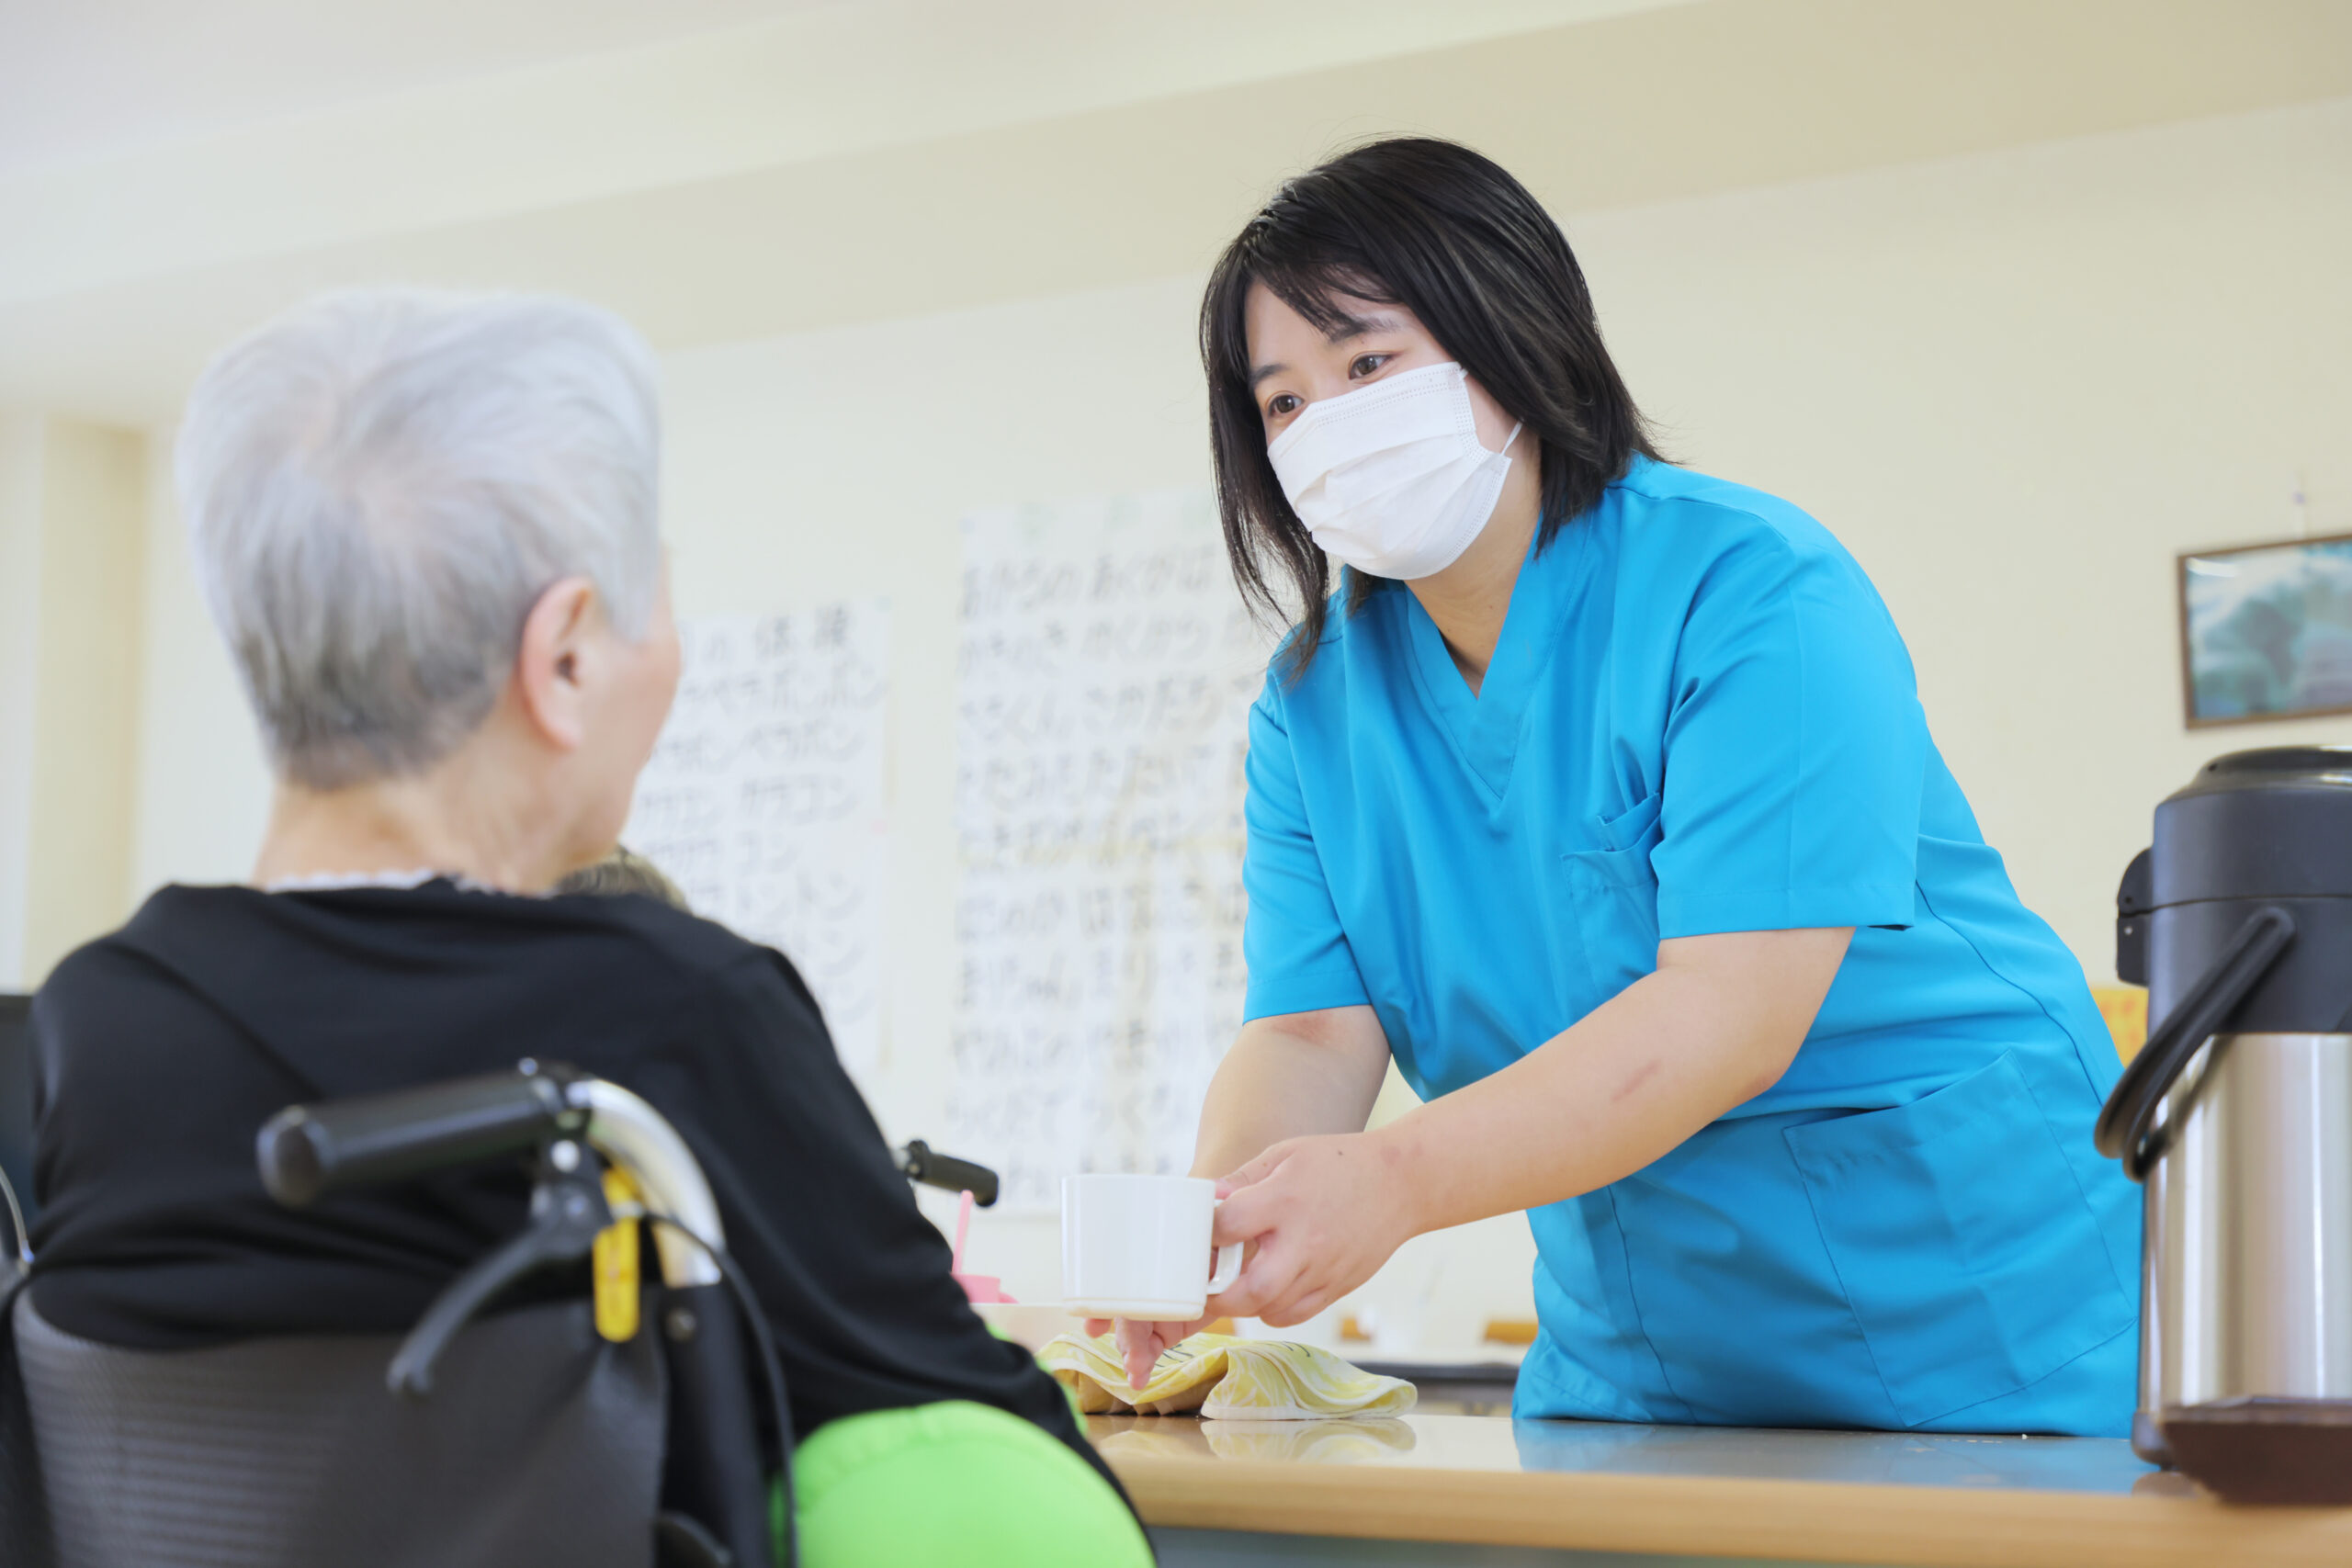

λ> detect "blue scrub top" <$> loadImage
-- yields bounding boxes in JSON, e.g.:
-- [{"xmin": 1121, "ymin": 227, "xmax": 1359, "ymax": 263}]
[{"xmin": 1242, "ymin": 457, "xmax": 2139, "ymax": 1436}]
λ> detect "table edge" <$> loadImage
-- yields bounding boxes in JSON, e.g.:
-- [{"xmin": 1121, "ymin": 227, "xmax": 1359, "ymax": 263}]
[{"xmin": 1105, "ymin": 1454, "xmax": 2352, "ymax": 1568}]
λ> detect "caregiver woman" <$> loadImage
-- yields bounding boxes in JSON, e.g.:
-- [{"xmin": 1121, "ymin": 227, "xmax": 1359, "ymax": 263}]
[{"xmin": 1118, "ymin": 139, "xmax": 2139, "ymax": 1435}]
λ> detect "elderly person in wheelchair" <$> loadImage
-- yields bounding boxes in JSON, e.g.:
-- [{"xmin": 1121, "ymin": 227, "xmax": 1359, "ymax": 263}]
[{"xmin": 0, "ymin": 291, "xmax": 1150, "ymax": 1568}]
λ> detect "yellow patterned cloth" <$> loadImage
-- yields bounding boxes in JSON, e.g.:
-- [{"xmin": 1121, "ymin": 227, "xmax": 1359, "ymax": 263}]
[{"xmin": 1038, "ymin": 1331, "xmax": 1416, "ymax": 1420}]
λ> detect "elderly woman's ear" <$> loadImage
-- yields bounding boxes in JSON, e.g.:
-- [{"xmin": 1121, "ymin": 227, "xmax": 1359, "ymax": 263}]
[
  {"xmin": 514, "ymin": 576, "xmax": 605, "ymax": 752},
  {"xmin": 510, "ymin": 565, "xmax": 681, "ymax": 863},
  {"xmin": 502, "ymin": 559, "xmax": 680, "ymax": 877}
]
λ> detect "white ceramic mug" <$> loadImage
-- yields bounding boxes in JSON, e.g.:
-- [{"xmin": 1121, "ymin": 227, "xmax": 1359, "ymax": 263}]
[{"xmin": 1060, "ymin": 1174, "xmax": 1244, "ymax": 1319}]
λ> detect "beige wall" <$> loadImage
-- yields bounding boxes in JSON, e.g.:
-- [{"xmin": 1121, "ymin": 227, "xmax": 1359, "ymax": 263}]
[
  {"xmin": 0, "ymin": 414, "xmax": 147, "ymax": 988},
  {"xmin": 0, "ymin": 414, "xmax": 43, "ymax": 989},
  {"xmin": 112, "ymin": 96, "xmax": 2352, "ymax": 1330},
  {"xmin": 126, "ymin": 423, "xmax": 270, "ymax": 900}
]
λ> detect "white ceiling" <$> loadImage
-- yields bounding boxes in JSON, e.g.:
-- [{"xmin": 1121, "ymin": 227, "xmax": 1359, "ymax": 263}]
[{"xmin": 0, "ymin": 0, "xmax": 848, "ymax": 175}]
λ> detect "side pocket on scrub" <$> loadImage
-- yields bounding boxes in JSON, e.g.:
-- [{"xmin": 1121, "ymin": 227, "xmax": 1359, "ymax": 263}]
[
  {"xmin": 1560, "ymin": 791, "xmax": 1664, "ymax": 1000},
  {"xmin": 1782, "ymin": 1051, "xmax": 2134, "ymax": 1427}
]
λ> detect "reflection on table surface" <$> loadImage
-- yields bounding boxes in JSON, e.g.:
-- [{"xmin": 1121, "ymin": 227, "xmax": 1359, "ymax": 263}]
[
  {"xmin": 1084, "ymin": 1413, "xmax": 2156, "ymax": 1495},
  {"xmin": 1094, "ymin": 1416, "xmax": 1418, "ymax": 1464}
]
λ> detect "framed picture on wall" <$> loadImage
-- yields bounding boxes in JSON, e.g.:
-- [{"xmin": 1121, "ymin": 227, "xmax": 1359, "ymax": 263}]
[{"xmin": 2180, "ymin": 532, "xmax": 2352, "ymax": 728}]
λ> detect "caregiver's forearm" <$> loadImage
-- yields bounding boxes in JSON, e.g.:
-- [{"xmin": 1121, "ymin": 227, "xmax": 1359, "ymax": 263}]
[
  {"xmin": 1192, "ymin": 1007, "xmax": 1391, "ymax": 1181},
  {"xmin": 1374, "ymin": 928, "xmax": 1852, "ymax": 1236}
]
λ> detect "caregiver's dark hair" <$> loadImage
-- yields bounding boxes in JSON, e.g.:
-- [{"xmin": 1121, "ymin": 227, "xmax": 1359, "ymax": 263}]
[{"xmin": 1202, "ymin": 137, "xmax": 1657, "ymax": 679}]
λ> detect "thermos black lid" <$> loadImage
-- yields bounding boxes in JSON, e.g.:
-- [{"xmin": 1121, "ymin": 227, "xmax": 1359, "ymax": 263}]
[
  {"xmin": 2152, "ymin": 746, "xmax": 2352, "ymax": 907},
  {"xmin": 2175, "ymin": 745, "xmax": 2352, "ymax": 794}
]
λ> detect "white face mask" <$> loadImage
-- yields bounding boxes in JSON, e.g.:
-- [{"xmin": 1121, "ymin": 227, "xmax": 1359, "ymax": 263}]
[{"xmin": 1265, "ymin": 361, "xmax": 1521, "ymax": 582}]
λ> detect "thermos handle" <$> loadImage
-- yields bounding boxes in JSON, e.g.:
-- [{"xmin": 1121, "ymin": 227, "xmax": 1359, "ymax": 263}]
[{"xmin": 2095, "ymin": 905, "xmax": 2295, "ymax": 1181}]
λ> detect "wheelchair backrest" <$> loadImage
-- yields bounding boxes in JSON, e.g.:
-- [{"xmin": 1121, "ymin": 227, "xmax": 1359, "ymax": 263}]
[{"xmin": 14, "ymin": 1292, "xmax": 667, "ymax": 1568}]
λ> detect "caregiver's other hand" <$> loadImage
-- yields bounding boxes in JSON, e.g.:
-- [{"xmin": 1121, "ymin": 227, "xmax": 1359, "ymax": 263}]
[
  {"xmin": 1206, "ymin": 1130, "xmax": 1419, "ymax": 1328},
  {"xmin": 1083, "ymin": 1314, "xmax": 1211, "ymax": 1390}
]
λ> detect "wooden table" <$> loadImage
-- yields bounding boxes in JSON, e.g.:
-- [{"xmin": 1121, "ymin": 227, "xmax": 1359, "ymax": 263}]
[{"xmin": 1087, "ymin": 1412, "xmax": 2352, "ymax": 1566}]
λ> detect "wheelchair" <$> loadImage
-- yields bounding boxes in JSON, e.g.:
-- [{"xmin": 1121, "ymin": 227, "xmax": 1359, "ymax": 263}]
[{"xmin": 0, "ymin": 1062, "xmax": 1151, "ymax": 1568}]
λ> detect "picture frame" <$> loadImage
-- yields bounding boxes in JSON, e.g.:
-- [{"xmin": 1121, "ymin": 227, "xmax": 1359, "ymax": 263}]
[{"xmin": 2178, "ymin": 531, "xmax": 2352, "ymax": 728}]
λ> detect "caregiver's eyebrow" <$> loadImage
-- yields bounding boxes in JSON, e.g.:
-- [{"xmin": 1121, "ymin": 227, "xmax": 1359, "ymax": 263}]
[
  {"xmin": 1249, "ymin": 314, "xmax": 1405, "ymax": 386},
  {"xmin": 1327, "ymin": 312, "xmax": 1401, "ymax": 341}
]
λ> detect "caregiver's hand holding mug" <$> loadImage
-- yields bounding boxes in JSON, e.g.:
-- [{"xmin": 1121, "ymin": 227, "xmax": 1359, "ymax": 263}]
[
  {"xmin": 1092, "ymin": 1004, "xmax": 1449, "ymax": 1392},
  {"xmin": 1068, "ymin": 1173, "xmax": 1247, "ymax": 1388},
  {"xmin": 1093, "ymin": 1125, "xmax": 1421, "ymax": 1391}
]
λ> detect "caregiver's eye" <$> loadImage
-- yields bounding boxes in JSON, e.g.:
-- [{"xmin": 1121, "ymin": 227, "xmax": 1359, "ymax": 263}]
[
  {"xmin": 1266, "ymin": 392, "xmax": 1302, "ymax": 418},
  {"xmin": 1349, "ymin": 354, "xmax": 1393, "ymax": 379}
]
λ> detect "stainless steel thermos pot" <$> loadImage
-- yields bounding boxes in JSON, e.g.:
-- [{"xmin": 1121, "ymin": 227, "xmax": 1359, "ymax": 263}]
[{"xmin": 2098, "ymin": 746, "xmax": 2352, "ymax": 1503}]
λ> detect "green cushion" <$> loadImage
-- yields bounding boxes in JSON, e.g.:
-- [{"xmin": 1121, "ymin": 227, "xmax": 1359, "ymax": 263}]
[{"xmin": 778, "ymin": 1401, "xmax": 1152, "ymax": 1568}]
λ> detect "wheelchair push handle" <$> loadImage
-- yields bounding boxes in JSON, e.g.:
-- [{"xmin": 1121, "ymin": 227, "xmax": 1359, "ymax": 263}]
[
  {"xmin": 897, "ymin": 1139, "xmax": 1000, "ymax": 1207},
  {"xmin": 258, "ymin": 1061, "xmax": 585, "ymax": 1207}
]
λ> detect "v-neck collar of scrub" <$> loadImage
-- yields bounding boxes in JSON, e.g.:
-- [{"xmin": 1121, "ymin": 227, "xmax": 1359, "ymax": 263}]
[{"xmin": 1401, "ymin": 518, "xmax": 1591, "ymax": 803}]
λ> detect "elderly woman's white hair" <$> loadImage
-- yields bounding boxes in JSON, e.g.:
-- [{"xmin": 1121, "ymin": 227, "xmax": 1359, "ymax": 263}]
[{"xmin": 175, "ymin": 288, "xmax": 662, "ymax": 788}]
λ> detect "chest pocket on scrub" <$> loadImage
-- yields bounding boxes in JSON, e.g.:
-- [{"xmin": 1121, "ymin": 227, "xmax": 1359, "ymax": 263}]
[{"xmin": 1560, "ymin": 789, "xmax": 1663, "ymax": 1002}]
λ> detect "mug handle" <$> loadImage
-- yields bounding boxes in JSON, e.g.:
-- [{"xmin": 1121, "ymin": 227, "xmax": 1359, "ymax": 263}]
[{"xmin": 1206, "ymin": 1199, "xmax": 1244, "ymax": 1297}]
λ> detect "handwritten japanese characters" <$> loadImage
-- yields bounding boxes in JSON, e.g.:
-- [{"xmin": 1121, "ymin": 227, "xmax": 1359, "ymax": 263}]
[
  {"xmin": 625, "ymin": 604, "xmax": 891, "ymax": 1077},
  {"xmin": 951, "ymin": 491, "xmax": 1266, "ymax": 1208}
]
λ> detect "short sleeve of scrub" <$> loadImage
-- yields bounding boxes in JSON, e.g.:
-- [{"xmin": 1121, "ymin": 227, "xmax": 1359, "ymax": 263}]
[
  {"xmin": 1242, "ymin": 682, "xmax": 1371, "ymax": 1021},
  {"xmin": 1650, "ymin": 529, "xmax": 1927, "ymax": 939}
]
